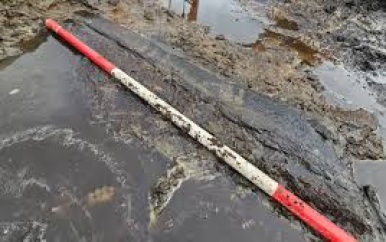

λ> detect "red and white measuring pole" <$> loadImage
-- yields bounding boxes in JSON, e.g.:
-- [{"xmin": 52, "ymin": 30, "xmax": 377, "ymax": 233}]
[{"xmin": 46, "ymin": 19, "xmax": 357, "ymax": 242}]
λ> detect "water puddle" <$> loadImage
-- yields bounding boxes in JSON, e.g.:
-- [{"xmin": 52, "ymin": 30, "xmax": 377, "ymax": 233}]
[
  {"xmin": 317, "ymin": 63, "xmax": 386, "ymax": 212},
  {"xmin": 354, "ymin": 160, "xmax": 386, "ymax": 217},
  {"xmin": 152, "ymin": 179, "xmax": 306, "ymax": 242},
  {"xmin": 0, "ymin": 33, "xmax": 149, "ymax": 241},
  {"xmin": 162, "ymin": 0, "xmax": 326, "ymax": 66},
  {"xmin": 253, "ymin": 30, "xmax": 322, "ymax": 65},
  {"xmin": 313, "ymin": 62, "xmax": 386, "ymax": 148},
  {"xmin": 162, "ymin": 0, "xmax": 270, "ymax": 43},
  {"xmin": 0, "ymin": 32, "xmax": 48, "ymax": 71}
]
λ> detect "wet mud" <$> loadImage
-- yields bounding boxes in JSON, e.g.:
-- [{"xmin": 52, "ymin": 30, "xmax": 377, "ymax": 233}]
[
  {"xmin": 1, "ymin": 0, "xmax": 384, "ymax": 160},
  {"xmin": 354, "ymin": 161, "xmax": 386, "ymax": 226},
  {"xmin": 0, "ymin": 36, "xmax": 166, "ymax": 241},
  {"xmin": 151, "ymin": 1, "xmax": 384, "ymax": 162},
  {"xmin": 313, "ymin": 62, "xmax": 386, "ymax": 149},
  {"xmin": 271, "ymin": 0, "xmax": 386, "ymax": 152},
  {"xmin": 70, "ymin": 18, "xmax": 385, "ymax": 240},
  {"xmin": 0, "ymin": 0, "xmax": 93, "ymax": 61},
  {"xmin": 0, "ymin": 21, "xmax": 308, "ymax": 242},
  {"xmin": 1, "ymin": 0, "xmax": 386, "ymax": 241},
  {"xmin": 161, "ymin": 0, "xmax": 269, "ymax": 43}
]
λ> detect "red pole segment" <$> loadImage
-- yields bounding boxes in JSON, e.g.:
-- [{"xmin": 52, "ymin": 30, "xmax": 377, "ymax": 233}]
[
  {"xmin": 45, "ymin": 18, "xmax": 358, "ymax": 242},
  {"xmin": 45, "ymin": 19, "xmax": 116, "ymax": 73},
  {"xmin": 273, "ymin": 185, "xmax": 357, "ymax": 242}
]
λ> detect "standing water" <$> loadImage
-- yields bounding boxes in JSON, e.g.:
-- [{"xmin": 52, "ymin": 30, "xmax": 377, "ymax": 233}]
[
  {"xmin": 0, "ymin": 22, "xmax": 306, "ymax": 242},
  {"xmin": 315, "ymin": 62, "xmax": 386, "ymax": 215},
  {"xmin": 162, "ymin": 0, "xmax": 271, "ymax": 43},
  {"xmin": 314, "ymin": 62, "xmax": 386, "ymax": 152},
  {"xmin": 354, "ymin": 160, "xmax": 386, "ymax": 221}
]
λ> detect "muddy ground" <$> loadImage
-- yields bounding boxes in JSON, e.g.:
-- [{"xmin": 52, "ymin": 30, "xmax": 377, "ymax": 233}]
[
  {"xmin": 1, "ymin": 0, "xmax": 386, "ymax": 241},
  {"xmin": 1, "ymin": 0, "xmax": 385, "ymax": 160}
]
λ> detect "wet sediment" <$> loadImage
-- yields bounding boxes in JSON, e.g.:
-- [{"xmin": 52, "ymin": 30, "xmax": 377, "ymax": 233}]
[
  {"xmin": 1, "ymin": 0, "xmax": 386, "ymax": 241},
  {"xmin": 77, "ymin": 18, "xmax": 385, "ymax": 240},
  {"xmin": 1, "ymin": 1, "xmax": 384, "ymax": 161},
  {"xmin": 272, "ymin": 0, "xmax": 386, "ymax": 125},
  {"xmin": 0, "ymin": 21, "xmax": 304, "ymax": 242}
]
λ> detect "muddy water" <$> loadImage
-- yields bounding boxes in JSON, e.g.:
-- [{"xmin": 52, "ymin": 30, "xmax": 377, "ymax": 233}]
[
  {"xmin": 316, "ymin": 62, "xmax": 386, "ymax": 215},
  {"xmin": 0, "ymin": 35, "xmax": 157, "ymax": 241},
  {"xmin": 0, "ymin": 33, "xmax": 48, "ymax": 72},
  {"xmin": 254, "ymin": 30, "xmax": 321, "ymax": 65},
  {"xmin": 162, "ymin": 0, "xmax": 270, "ymax": 43},
  {"xmin": 0, "ymin": 24, "xmax": 306, "ymax": 241},
  {"xmin": 354, "ymin": 161, "xmax": 386, "ymax": 219},
  {"xmin": 314, "ymin": 62, "xmax": 386, "ymax": 149},
  {"xmin": 162, "ymin": 0, "xmax": 324, "ymax": 65}
]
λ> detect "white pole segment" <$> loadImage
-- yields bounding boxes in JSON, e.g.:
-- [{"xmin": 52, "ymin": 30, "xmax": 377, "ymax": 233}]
[{"xmin": 111, "ymin": 68, "xmax": 279, "ymax": 195}]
